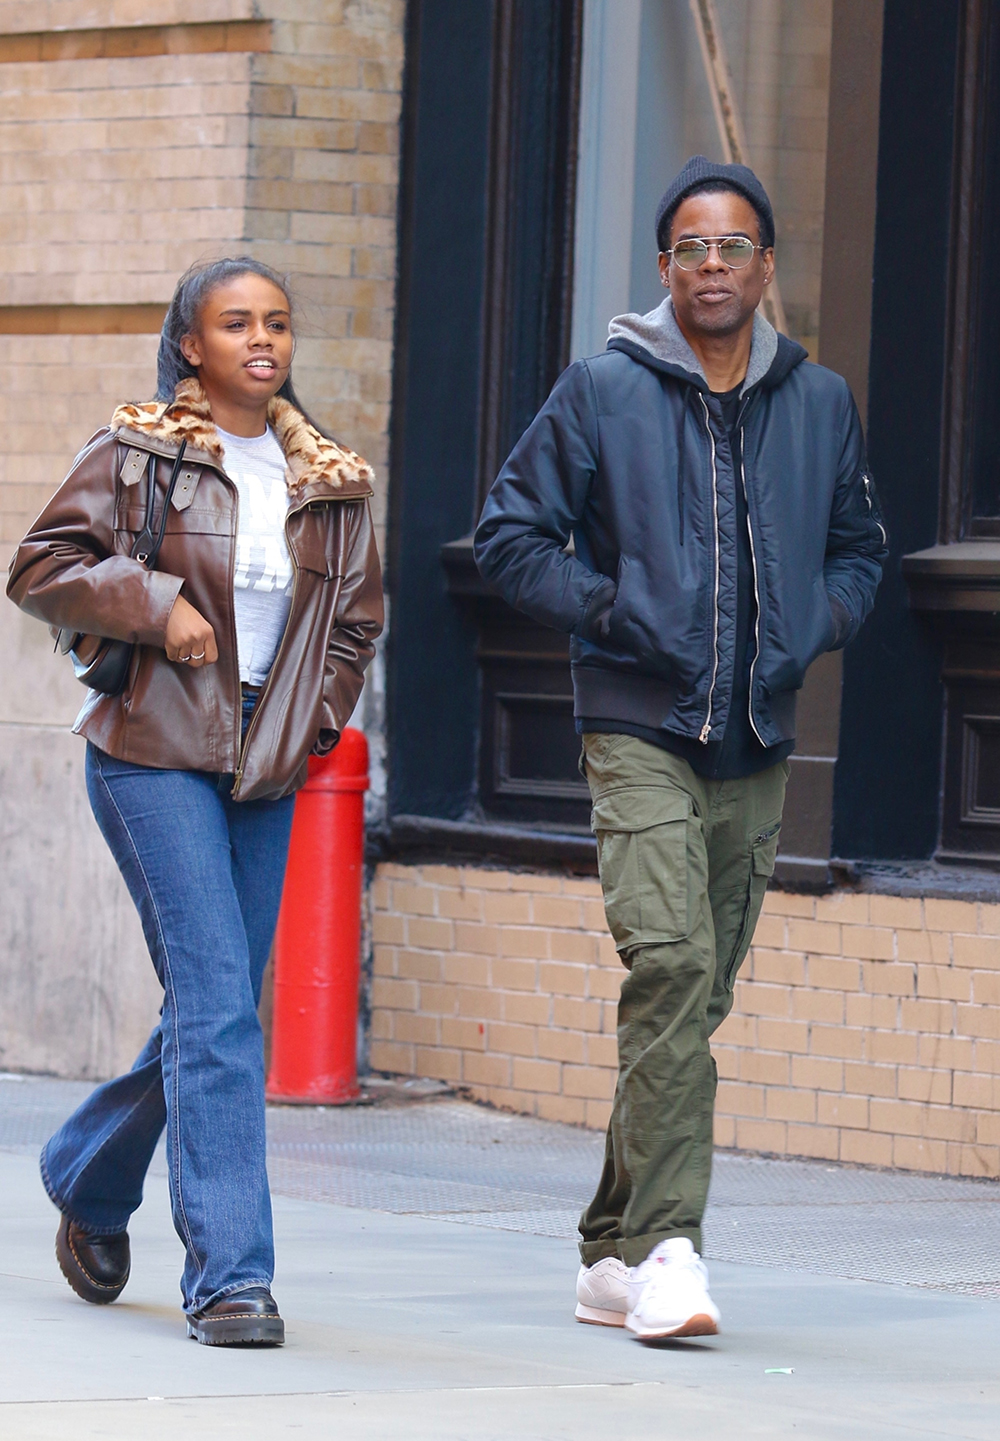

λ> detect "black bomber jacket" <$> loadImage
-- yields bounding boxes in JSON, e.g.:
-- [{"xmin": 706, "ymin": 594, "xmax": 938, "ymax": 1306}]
[{"xmin": 474, "ymin": 300, "xmax": 887, "ymax": 751}]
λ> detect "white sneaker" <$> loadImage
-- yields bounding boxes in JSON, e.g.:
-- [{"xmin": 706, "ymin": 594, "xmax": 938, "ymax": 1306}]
[
  {"xmin": 625, "ymin": 1237, "xmax": 721, "ymax": 1340},
  {"xmin": 574, "ymin": 1256, "xmax": 632, "ymax": 1326}
]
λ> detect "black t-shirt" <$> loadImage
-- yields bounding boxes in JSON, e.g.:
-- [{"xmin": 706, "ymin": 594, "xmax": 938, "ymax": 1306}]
[{"xmin": 577, "ymin": 383, "xmax": 794, "ymax": 780}]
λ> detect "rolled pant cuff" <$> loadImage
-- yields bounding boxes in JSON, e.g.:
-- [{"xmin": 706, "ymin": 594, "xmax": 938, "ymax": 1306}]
[
  {"xmin": 580, "ymin": 1226, "xmax": 703, "ymax": 1269},
  {"xmin": 578, "ymin": 1239, "xmax": 622, "ymax": 1266},
  {"xmin": 619, "ymin": 1227, "xmax": 703, "ymax": 1267}
]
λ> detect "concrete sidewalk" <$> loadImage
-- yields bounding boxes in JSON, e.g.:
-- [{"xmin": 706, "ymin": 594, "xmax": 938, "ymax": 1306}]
[{"xmin": 0, "ymin": 1078, "xmax": 998, "ymax": 1439}]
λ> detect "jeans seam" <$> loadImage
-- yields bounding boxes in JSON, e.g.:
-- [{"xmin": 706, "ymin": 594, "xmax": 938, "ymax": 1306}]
[
  {"xmin": 92, "ymin": 751, "xmax": 204, "ymax": 1278},
  {"xmin": 40, "ymin": 1070, "xmax": 162, "ymax": 1231},
  {"xmin": 39, "ymin": 1146, "xmax": 72, "ymax": 1218}
]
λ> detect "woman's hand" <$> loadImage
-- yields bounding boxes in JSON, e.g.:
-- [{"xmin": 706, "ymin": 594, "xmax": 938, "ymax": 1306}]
[{"xmin": 165, "ymin": 594, "xmax": 218, "ymax": 667}]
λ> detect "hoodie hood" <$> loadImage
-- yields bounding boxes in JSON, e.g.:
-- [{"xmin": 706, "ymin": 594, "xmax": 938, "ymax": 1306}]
[{"xmin": 606, "ymin": 296, "xmax": 806, "ymax": 394}]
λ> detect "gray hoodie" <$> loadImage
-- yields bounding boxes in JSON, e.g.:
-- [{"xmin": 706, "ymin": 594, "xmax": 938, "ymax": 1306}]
[{"xmin": 607, "ymin": 295, "xmax": 779, "ymax": 394}]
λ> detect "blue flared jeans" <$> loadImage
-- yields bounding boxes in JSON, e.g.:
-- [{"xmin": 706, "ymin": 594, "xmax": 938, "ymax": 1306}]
[{"xmin": 41, "ymin": 728, "xmax": 294, "ymax": 1314}]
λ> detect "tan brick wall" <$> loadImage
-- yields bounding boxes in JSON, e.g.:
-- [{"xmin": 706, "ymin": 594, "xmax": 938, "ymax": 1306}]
[
  {"xmin": 0, "ymin": 3, "xmax": 255, "ymax": 32},
  {"xmin": 0, "ymin": 0, "xmax": 403, "ymax": 561},
  {"xmin": 243, "ymin": 0, "xmax": 402, "ymax": 521},
  {"xmin": 370, "ymin": 863, "xmax": 621, "ymax": 1130},
  {"xmin": 0, "ymin": 333, "xmax": 160, "ymax": 553},
  {"xmin": 0, "ymin": 2, "xmax": 403, "ymax": 1077},
  {"xmin": 370, "ymin": 862, "xmax": 1000, "ymax": 1179}
]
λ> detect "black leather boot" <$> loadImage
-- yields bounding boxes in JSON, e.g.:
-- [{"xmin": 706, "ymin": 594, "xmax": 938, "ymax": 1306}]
[
  {"xmin": 187, "ymin": 1286, "xmax": 284, "ymax": 1346},
  {"xmin": 56, "ymin": 1214, "xmax": 130, "ymax": 1304}
]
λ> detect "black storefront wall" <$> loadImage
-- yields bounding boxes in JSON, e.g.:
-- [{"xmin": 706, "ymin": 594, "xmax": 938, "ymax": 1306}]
[
  {"xmin": 386, "ymin": 0, "xmax": 492, "ymax": 824},
  {"xmin": 389, "ymin": 0, "xmax": 995, "ymax": 878},
  {"xmin": 387, "ymin": 0, "xmax": 591, "ymax": 863},
  {"xmin": 899, "ymin": 0, "xmax": 1000, "ymax": 867},
  {"xmin": 837, "ymin": 0, "xmax": 1000, "ymax": 870},
  {"xmin": 833, "ymin": 0, "xmax": 961, "ymax": 863}
]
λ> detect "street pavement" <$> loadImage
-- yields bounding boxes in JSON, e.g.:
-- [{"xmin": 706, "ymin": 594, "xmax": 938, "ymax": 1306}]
[{"xmin": 0, "ymin": 1076, "xmax": 998, "ymax": 1439}]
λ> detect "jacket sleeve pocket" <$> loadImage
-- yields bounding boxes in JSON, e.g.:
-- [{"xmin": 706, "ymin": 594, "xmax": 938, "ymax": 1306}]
[{"xmin": 591, "ymin": 786, "xmax": 691, "ymax": 951}]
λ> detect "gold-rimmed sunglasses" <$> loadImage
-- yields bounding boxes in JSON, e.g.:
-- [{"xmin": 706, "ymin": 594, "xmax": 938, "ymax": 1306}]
[{"xmin": 667, "ymin": 236, "xmax": 764, "ymax": 270}]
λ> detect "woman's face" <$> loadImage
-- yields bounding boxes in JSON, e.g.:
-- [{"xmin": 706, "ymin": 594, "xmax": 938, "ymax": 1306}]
[{"xmin": 179, "ymin": 273, "xmax": 294, "ymax": 411}]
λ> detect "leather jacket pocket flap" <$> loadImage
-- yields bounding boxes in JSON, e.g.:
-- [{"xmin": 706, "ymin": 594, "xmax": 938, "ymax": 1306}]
[
  {"xmin": 591, "ymin": 786, "xmax": 689, "ymax": 834},
  {"xmin": 294, "ymin": 522, "xmax": 344, "ymax": 580},
  {"xmin": 295, "ymin": 545, "xmax": 338, "ymax": 579}
]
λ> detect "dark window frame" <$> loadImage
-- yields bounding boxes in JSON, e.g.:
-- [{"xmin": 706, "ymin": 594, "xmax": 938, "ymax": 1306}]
[{"xmin": 941, "ymin": 0, "xmax": 1000, "ymax": 541}]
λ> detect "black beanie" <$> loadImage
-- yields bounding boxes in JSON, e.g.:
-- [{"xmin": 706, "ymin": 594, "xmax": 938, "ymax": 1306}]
[{"xmin": 655, "ymin": 155, "xmax": 775, "ymax": 251}]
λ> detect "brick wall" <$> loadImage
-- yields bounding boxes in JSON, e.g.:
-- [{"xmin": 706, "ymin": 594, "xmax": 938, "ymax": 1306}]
[
  {"xmin": 0, "ymin": 0, "xmax": 403, "ymax": 561},
  {"xmin": 371, "ymin": 864, "xmax": 622, "ymax": 1130},
  {"xmin": 370, "ymin": 862, "xmax": 1000, "ymax": 1180},
  {"xmin": 0, "ymin": 1, "xmax": 403, "ymax": 1078}
]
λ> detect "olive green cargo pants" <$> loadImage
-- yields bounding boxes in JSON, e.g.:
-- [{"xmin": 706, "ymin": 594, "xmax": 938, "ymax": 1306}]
[{"xmin": 579, "ymin": 732, "xmax": 788, "ymax": 1267}]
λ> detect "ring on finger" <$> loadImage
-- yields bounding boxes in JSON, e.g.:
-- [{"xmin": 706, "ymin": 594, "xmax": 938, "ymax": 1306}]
[
  {"xmin": 178, "ymin": 655, "xmax": 192, "ymax": 663},
  {"xmin": 189, "ymin": 651, "xmax": 206, "ymax": 661}
]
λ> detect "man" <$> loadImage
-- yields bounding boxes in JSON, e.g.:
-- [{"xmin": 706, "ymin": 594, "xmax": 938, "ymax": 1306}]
[{"xmin": 474, "ymin": 156, "xmax": 886, "ymax": 1342}]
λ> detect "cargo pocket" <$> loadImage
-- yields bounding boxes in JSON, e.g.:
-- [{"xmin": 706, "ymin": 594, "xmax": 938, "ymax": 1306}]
[
  {"xmin": 591, "ymin": 786, "xmax": 692, "ymax": 952},
  {"xmin": 723, "ymin": 820, "xmax": 781, "ymax": 989}
]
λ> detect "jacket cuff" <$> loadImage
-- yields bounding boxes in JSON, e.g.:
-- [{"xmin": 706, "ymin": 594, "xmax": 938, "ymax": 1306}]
[
  {"xmin": 312, "ymin": 727, "xmax": 340, "ymax": 757},
  {"xmin": 139, "ymin": 569, "xmax": 185, "ymax": 647},
  {"xmin": 828, "ymin": 592, "xmax": 853, "ymax": 650},
  {"xmin": 577, "ymin": 577, "xmax": 618, "ymax": 643}
]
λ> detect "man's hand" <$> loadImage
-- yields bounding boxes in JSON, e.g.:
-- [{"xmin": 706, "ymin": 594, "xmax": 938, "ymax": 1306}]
[{"xmin": 165, "ymin": 594, "xmax": 218, "ymax": 667}]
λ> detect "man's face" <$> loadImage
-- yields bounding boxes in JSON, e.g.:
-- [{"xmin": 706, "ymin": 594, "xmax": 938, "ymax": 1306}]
[{"xmin": 658, "ymin": 190, "xmax": 774, "ymax": 338}]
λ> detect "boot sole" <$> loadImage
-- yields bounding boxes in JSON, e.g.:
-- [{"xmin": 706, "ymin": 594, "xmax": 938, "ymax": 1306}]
[
  {"xmin": 55, "ymin": 1218, "xmax": 129, "ymax": 1306},
  {"xmin": 626, "ymin": 1311, "xmax": 719, "ymax": 1340},
  {"xmin": 187, "ymin": 1314, "xmax": 285, "ymax": 1347},
  {"xmin": 575, "ymin": 1302, "xmax": 626, "ymax": 1327}
]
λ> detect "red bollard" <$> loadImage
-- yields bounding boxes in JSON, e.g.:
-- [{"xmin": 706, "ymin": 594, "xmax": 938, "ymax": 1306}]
[{"xmin": 266, "ymin": 727, "xmax": 369, "ymax": 1103}]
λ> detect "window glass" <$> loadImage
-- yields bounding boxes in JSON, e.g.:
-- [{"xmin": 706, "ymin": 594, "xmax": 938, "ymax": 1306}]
[
  {"xmin": 573, "ymin": 0, "xmax": 833, "ymax": 361},
  {"xmin": 969, "ymin": 12, "xmax": 1000, "ymax": 530}
]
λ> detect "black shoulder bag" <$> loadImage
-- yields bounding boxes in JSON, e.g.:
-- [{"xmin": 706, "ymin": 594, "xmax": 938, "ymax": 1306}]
[{"xmin": 59, "ymin": 440, "xmax": 188, "ymax": 696}]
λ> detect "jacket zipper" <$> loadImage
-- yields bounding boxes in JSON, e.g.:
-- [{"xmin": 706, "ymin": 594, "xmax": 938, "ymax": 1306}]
[
  {"xmin": 863, "ymin": 473, "xmax": 887, "ymax": 545},
  {"xmin": 226, "ymin": 479, "xmax": 243, "ymax": 767},
  {"xmin": 231, "ymin": 496, "xmax": 314, "ymax": 799},
  {"xmin": 739, "ymin": 434, "xmax": 767, "ymax": 748},
  {"xmin": 698, "ymin": 394, "xmax": 721, "ymax": 744}
]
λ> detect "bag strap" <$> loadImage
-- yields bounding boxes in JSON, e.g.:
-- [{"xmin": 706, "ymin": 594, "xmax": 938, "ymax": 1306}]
[
  {"xmin": 130, "ymin": 455, "xmax": 159, "ymax": 563},
  {"xmin": 130, "ymin": 440, "xmax": 187, "ymax": 569}
]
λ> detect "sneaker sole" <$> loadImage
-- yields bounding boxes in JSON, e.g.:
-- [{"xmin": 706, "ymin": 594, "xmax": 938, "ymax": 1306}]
[
  {"xmin": 186, "ymin": 1315, "xmax": 285, "ymax": 1347},
  {"xmin": 625, "ymin": 1312, "xmax": 719, "ymax": 1340},
  {"xmin": 574, "ymin": 1302, "xmax": 626, "ymax": 1327}
]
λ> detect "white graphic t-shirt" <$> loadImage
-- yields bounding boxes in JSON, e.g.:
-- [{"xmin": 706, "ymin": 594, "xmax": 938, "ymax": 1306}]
[{"xmin": 219, "ymin": 425, "xmax": 293, "ymax": 687}]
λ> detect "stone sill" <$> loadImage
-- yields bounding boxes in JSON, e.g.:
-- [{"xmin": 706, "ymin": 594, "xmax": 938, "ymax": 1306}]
[{"xmin": 903, "ymin": 541, "xmax": 1000, "ymax": 611}]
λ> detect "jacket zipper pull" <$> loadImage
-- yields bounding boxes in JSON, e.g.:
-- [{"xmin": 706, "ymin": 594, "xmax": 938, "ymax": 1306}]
[
  {"xmin": 699, "ymin": 721, "xmax": 711, "ymax": 744},
  {"xmin": 862, "ymin": 473, "xmax": 887, "ymax": 543}
]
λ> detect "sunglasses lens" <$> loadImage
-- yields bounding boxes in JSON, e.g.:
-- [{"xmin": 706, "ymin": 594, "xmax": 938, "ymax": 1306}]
[
  {"xmin": 719, "ymin": 238, "xmax": 755, "ymax": 267},
  {"xmin": 672, "ymin": 241, "xmax": 708, "ymax": 270}
]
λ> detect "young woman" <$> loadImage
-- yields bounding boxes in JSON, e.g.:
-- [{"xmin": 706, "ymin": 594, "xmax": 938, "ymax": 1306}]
[{"xmin": 7, "ymin": 257, "xmax": 383, "ymax": 1346}]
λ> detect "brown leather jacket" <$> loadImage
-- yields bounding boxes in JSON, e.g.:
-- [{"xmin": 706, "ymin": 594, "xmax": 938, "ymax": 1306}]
[{"xmin": 7, "ymin": 379, "xmax": 384, "ymax": 801}]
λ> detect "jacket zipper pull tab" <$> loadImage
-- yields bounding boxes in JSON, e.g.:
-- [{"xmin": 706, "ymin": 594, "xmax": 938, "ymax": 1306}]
[{"xmin": 699, "ymin": 721, "xmax": 711, "ymax": 744}]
